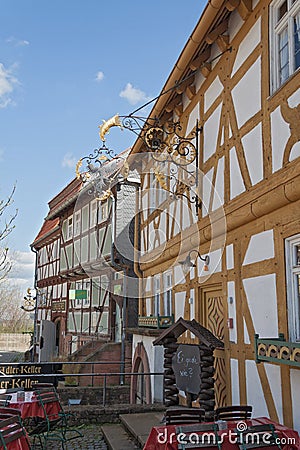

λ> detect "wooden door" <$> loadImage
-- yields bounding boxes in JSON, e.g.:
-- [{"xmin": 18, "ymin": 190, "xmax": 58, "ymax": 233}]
[{"xmin": 199, "ymin": 285, "xmax": 227, "ymax": 408}]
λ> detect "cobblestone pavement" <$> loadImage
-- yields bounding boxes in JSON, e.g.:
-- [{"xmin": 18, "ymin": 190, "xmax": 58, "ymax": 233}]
[{"xmin": 32, "ymin": 425, "xmax": 108, "ymax": 449}]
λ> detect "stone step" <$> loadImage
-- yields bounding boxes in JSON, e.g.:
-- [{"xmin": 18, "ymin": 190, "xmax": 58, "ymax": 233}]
[
  {"xmin": 101, "ymin": 423, "xmax": 140, "ymax": 450},
  {"xmin": 120, "ymin": 411, "xmax": 165, "ymax": 448}
]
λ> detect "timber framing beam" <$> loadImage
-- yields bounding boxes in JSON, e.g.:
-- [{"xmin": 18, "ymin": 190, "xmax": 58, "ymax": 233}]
[
  {"xmin": 165, "ymin": 95, "xmax": 183, "ymax": 113},
  {"xmin": 175, "ymin": 75, "xmax": 195, "ymax": 94},
  {"xmin": 216, "ymin": 35, "xmax": 230, "ymax": 52},
  {"xmin": 159, "ymin": 110, "xmax": 174, "ymax": 124},
  {"xmin": 237, "ymin": 0, "xmax": 252, "ymax": 20},
  {"xmin": 225, "ymin": 0, "xmax": 240, "ymax": 11},
  {"xmin": 189, "ymin": 47, "xmax": 211, "ymax": 71},
  {"xmin": 174, "ymin": 104, "xmax": 183, "ymax": 116},
  {"xmin": 205, "ymin": 18, "xmax": 229, "ymax": 45},
  {"xmin": 201, "ymin": 63, "xmax": 212, "ymax": 78},
  {"xmin": 185, "ymin": 85, "xmax": 196, "ymax": 100}
]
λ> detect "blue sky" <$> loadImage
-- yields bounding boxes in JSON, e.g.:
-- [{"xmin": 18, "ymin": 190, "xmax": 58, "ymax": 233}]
[{"xmin": 0, "ymin": 0, "xmax": 205, "ymax": 290}]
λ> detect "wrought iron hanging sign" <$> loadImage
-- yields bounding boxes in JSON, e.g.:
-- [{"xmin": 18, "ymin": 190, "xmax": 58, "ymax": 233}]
[
  {"xmin": 76, "ymin": 142, "xmax": 129, "ymax": 201},
  {"xmin": 96, "ymin": 114, "xmax": 202, "ymax": 210}
]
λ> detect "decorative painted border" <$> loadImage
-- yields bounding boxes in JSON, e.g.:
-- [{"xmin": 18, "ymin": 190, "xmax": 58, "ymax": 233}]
[
  {"xmin": 255, "ymin": 333, "xmax": 300, "ymax": 368},
  {"xmin": 138, "ymin": 315, "xmax": 174, "ymax": 329}
]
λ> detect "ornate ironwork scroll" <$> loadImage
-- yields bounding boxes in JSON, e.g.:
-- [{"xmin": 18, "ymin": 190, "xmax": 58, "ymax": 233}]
[{"xmin": 76, "ymin": 143, "xmax": 128, "ymax": 200}]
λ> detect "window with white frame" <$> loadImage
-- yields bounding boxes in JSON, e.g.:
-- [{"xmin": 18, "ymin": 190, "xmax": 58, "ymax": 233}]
[
  {"xmin": 163, "ymin": 272, "xmax": 172, "ymax": 316},
  {"xmin": 153, "ymin": 276, "xmax": 160, "ymax": 316},
  {"xmin": 270, "ymin": 0, "xmax": 300, "ymax": 91},
  {"xmin": 62, "ymin": 220, "xmax": 67, "ymax": 241},
  {"xmin": 90, "ymin": 200, "xmax": 98, "ymax": 227},
  {"xmin": 82, "ymin": 280, "xmax": 91, "ymax": 307},
  {"xmin": 100, "ymin": 200, "xmax": 108, "ymax": 222},
  {"xmin": 285, "ymin": 234, "xmax": 300, "ymax": 341},
  {"xmin": 74, "ymin": 211, "xmax": 81, "ymax": 236},
  {"xmin": 67, "ymin": 216, "xmax": 73, "ymax": 240},
  {"xmin": 81, "ymin": 205, "xmax": 89, "ymax": 232}
]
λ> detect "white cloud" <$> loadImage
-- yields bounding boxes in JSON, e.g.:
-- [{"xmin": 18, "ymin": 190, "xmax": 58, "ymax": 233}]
[
  {"xmin": 0, "ymin": 63, "xmax": 19, "ymax": 108},
  {"xmin": 62, "ymin": 152, "xmax": 77, "ymax": 169},
  {"xmin": 119, "ymin": 82, "xmax": 151, "ymax": 105},
  {"xmin": 6, "ymin": 36, "xmax": 30, "ymax": 47},
  {"xmin": 95, "ymin": 71, "xmax": 104, "ymax": 82}
]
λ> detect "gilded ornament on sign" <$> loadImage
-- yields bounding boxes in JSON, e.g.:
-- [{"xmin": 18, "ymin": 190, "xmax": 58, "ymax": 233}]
[
  {"xmin": 96, "ymin": 189, "xmax": 112, "ymax": 202},
  {"xmin": 79, "ymin": 111, "xmax": 202, "ymax": 211},
  {"xmin": 76, "ymin": 159, "xmax": 91, "ymax": 181},
  {"xmin": 154, "ymin": 169, "xmax": 168, "ymax": 190},
  {"xmin": 75, "ymin": 159, "xmax": 82, "ymax": 179},
  {"xmin": 99, "ymin": 114, "xmax": 123, "ymax": 142}
]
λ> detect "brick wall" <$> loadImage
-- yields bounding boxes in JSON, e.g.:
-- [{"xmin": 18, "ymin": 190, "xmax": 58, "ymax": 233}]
[{"xmin": 77, "ymin": 342, "xmax": 132, "ymax": 387}]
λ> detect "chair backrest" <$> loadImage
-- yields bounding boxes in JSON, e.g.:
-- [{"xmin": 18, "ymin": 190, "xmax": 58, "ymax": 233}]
[
  {"xmin": 32, "ymin": 383, "xmax": 54, "ymax": 390},
  {"xmin": 4, "ymin": 388, "xmax": 24, "ymax": 394},
  {"xmin": 0, "ymin": 415, "xmax": 30, "ymax": 449},
  {"xmin": 176, "ymin": 423, "xmax": 221, "ymax": 449},
  {"xmin": 0, "ymin": 395, "xmax": 11, "ymax": 408},
  {"xmin": 215, "ymin": 405, "xmax": 252, "ymax": 421},
  {"xmin": 0, "ymin": 413, "xmax": 17, "ymax": 420},
  {"xmin": 165, "ymin": 408, "xmax": 206, "ymax": 425},
  {"xmin": 35, "ymin": 387, "xmax": 63, "ymax": 421},
  {"xmin": 236, "ymin": 423, "xmax": 282, "ymax": 449},
  {"xmin": 0, "ymin": 407, "xmax": 21, "ymax": 416}
]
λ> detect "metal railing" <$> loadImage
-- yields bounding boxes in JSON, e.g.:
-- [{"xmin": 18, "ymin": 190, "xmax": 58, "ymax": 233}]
[
  {"xmin": 255, "ymin": 333, "xmax": 300, "ymax": 367},
  {"xmin": 0, "ymin": 361, "xmax": 164, "ymax": 406}
]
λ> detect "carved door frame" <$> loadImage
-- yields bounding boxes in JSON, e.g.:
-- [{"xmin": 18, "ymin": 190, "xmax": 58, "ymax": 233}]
[{"xmin": 198, "ymin": 283, "xmax": 228, "ymax": 408}]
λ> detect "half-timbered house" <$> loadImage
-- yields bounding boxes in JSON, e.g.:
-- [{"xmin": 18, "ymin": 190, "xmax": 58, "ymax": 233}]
[
  {"xmin": 31, "ymin": 153, "xmax": 139, "ymax": 366},
  {"xmin": 127, "ymin": 0, "xmax": 300, "ymax": 431}
]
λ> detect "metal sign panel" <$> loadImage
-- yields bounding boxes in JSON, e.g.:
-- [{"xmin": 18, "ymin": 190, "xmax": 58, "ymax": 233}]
[
  {"xmin": 69, "ymin": 289, "xmax": 88, "ymax": 300},
  {"xmin": 75, "ymin": 290, "xmax": 87, "ymax": 299},
  {"xmin": 0, "ymin": 363, "xmax": 63, "ymax": 390}
]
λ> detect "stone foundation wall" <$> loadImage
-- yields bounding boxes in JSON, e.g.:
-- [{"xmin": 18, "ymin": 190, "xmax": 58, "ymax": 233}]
[
  {"xmin": 58, "ymin": 385, "xmax": 130, "ymax": 406},
  {"xmin": 64, "ymin": 403, "xmax": 165, "ymax": 426}
]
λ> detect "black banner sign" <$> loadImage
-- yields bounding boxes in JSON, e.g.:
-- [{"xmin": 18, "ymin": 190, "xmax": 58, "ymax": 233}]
[{"xmin": 0, "ymin": 363, "xmax": 62, "ymax": 390}]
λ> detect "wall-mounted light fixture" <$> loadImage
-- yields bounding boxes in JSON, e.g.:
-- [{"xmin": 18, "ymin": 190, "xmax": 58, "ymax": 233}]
[{"xmin": 179, "ymin": 250, "xmax": 210, "ymax": 274}]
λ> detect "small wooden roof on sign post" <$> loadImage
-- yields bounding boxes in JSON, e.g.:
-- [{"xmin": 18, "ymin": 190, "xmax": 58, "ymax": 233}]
[{"xmin": 153, "ymin": 317, "xmax": 224, "ymax": 349}]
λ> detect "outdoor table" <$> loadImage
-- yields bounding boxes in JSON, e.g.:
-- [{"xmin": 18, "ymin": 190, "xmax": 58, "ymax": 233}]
[
  {"xmin": 143, "ymin": 416, "xmax": 300, "ymax": 450},
  {"xmin": 8, "ymin": 391, "xmax": 61, "ymax": 420}
]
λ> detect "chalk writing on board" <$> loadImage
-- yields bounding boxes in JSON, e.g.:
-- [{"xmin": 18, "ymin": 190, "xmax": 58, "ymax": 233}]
[{"xmin": 172, "ymin": 344, "xmax": 201, "ymax": 394}]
